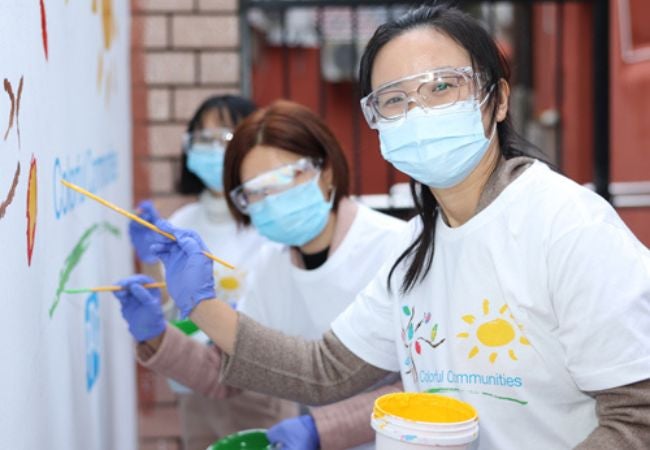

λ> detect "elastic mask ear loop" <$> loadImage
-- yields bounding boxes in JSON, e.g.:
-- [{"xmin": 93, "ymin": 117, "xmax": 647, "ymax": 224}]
[{"xmin": 478, "ymin": 84, "xmax": 496, "ymax": 108}]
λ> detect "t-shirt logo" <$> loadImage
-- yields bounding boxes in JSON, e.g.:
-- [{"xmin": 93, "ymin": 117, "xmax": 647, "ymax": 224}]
[
  {"xmin": 401, "ymin": 305, "xmax": 446, "ymax": 384},
  {"xmin": 214, "ymin": 269, "xmax": 247, "ymax": 309},
  {"xmin": 457, "ymin": 299, "xmax": 531, "ymax": 364}
]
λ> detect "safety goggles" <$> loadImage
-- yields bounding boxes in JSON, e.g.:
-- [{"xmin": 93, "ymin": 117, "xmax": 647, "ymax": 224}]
[
  {"xmin": 183, "ymin": 127, "xmax": 234, "ymax": 151},
  {"xmin": 360, "ymin": 66, "xmax": 484, "ymax": 129},
  {"xmin": 229, "ymin": 158, "xmax": 322, "ymax": 214}
]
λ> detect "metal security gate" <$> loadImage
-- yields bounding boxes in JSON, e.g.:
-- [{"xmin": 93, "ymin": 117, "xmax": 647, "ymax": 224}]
[{"xmin": 238, "ymin": 0, "xmax": 611, "ymax": 208}]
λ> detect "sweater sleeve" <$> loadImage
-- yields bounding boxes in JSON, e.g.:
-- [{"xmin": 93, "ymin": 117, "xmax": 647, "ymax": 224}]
[
  {"xmin": 574, "ymin": 378, "xmax": 650, "ymax": 449},
  {"xmin": 310, "ymin": 380, "xmax": 403, "ymax": 450},
  {"xmin": 138, "ymin": 325, "xmax": 239, "ymax": 399},
  {"xmin": 220, "ymin": 313, "xmax": 390, "ymax": 405}
]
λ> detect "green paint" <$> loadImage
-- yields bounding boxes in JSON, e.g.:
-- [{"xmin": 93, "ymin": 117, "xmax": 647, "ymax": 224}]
[
  {"xmin": 426, "ymin": 387, "xmax": 528, "ymax": 406},
  {"xmin": 49, "ymin": 222, "xmax": 121, "ymax": 317},
  {"xmin": 62, "ymin": 288, "xmax": 94, "ymax": 294}
]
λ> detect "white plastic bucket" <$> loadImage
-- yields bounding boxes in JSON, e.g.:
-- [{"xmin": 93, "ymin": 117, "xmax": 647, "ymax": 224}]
[{"xmin": 371, "ymin": 393, "xmax": 479, "ymax": 450}]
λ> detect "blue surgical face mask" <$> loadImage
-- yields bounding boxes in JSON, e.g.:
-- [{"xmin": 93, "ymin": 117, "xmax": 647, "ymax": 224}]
[
  {"xmin": 186, "ymin": 143, "xmax": 225, "ymax": 192},
  {"xmin": 248, "ymin": 175, "xmax": 334, "ymax": 247},
  {"xmin": 377, "ymin": 97, "xmax": 494, "ymax": 189}
]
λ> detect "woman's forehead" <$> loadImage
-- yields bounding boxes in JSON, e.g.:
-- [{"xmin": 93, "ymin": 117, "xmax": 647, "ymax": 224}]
[
  {"xmin": 240, "ymin": 145, "xmax": 301, "ymax": 181},
  {"xmin": 370, "ymin": 27, "xmax": 471, "ymax": 90}
]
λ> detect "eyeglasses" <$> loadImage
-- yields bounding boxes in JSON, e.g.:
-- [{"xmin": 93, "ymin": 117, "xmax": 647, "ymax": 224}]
[
  {"xmin": 229, "ymin": 158, "xmax": 322, "ymax": 214},
  {"xmin": 360, "ymin": 66, "xmax": 484, "ymax": 129},
  {"xmin": 183, "ymin": 127, "xmax": 234, "ymax": 151}
]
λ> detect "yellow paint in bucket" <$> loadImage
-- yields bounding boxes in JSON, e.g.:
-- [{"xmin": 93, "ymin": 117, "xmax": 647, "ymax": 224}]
[
  {"xmin": 374, "ymin": 393, "xmax": 477, "ymax": 423},
  {"xmin": 371, "ymin": 393, "xmax": 479, "ymax": 449}
]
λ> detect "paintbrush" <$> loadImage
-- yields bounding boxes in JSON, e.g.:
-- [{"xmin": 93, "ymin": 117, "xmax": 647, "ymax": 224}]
[
  {"xmin": 60, "ymin": 179, "xmax": 235, "ymax": 270},
  {"xmin": 63, "ymin": 281, "xmax": 167, "ymax": 294}
]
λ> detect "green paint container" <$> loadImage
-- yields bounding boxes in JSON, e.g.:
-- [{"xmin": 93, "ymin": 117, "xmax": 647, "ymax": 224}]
[
  {"xmin": 171, "ymin": 318, "xmax": 199, "ymax": 335},
  {"xmin": 208, "ymin": 429, "xmax": 272, "ymax": 450}
]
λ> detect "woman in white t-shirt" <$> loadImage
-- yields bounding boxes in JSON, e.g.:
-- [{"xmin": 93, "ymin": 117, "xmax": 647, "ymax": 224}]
[
  {"xmin": 128, "ymin": 95, "xmax": 296, "ymax": 450},
  {"xmin": 128, "ymin": 5, "xmax": 650, "ymax": 450},
  {"xmin": 121, "ymin": 100, "xmax": 406, "ymax": 449}
]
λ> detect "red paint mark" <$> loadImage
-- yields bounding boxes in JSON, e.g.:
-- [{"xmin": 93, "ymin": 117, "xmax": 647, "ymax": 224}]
[
  {"xmin": 0, "ymin": 162, "xmax": 21, "ymax": 219},
  {"xmin": 3, "ymin": 79, "xmax": 15, "ymax": 141},
  {"xmin": 26, "ymin": 156, "xmax": 38, "ymax": 266},
  {"xmin": 40, "ymin": 0, "xmax": 48, "ymax": 60}
]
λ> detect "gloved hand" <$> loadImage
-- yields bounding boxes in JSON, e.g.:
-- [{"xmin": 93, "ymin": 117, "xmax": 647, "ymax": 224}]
[
  {"xmin": 113, "ymin": 274, "xmax": 166, "ymax": 342},
  {"xmin": 149, "ymin": 219, "xmax": 215, "ymax": 318},
  {"xmin": 128, "ymin": 200, "xmax": 161, "ymax": 264},
  {"xmin": 267, "ymin": 415, "xmax": 320, "ymax": 450}
]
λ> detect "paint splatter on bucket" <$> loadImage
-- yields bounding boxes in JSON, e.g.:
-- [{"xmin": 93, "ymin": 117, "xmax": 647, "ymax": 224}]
[{"xmin": 372, "ymin": 393, "xmax": 479, "ymax": 449}]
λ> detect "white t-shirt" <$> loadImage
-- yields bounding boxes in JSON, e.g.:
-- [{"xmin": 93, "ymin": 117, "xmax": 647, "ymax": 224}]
[
  {"xmin": 170, "ymin": 191, "xmax": 270, "ymax": 308},
  {"xmin": 239, "ymin": 203, "xmax": 406, "ymax": 339},
  {"xmin": 332, "ymin": 162, "xmax": 650, "ymax": 450}
]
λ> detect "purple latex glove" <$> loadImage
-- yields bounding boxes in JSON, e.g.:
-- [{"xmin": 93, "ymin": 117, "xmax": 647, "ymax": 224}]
[
  {"xmin": 149, "ymin": 219, "xmax": 215, "ymax": 318},
  {"xmin": 129, "ymin": 200, "xmax": 161, "ymax": 264},
  {"xmin": 267, "ymin": 415, "xmax": 320, "ymax": 450},
  {"xmin": 113, "ymin": 274, "xmax": 165, "ymax": 342}
]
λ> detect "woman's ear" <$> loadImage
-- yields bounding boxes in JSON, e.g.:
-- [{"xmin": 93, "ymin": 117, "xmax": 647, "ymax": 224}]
[
  {"xmin": 320, "ymin": 164, "xmax": 334, "ymax": 194},
  {"xmin": 496, "ymin": 79, "xmax": 510, "ymax": 123}
]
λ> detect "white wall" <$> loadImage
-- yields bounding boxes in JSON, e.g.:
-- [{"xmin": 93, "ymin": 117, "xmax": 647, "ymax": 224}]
[{"xmin": 0, "ymin": 1, "xmax": 136, "ymax": 449}]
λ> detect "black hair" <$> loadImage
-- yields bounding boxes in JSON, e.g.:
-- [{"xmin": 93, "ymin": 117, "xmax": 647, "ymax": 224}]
[
  {"xmin": 177, "ymin": 95, "xmax": 257, "ymax": 195},
  {"xmin": 358, "ymin": 4, "xmax": 541, "ymax": 294}
]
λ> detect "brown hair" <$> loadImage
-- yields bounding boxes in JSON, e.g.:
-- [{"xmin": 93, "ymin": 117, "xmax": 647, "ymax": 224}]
[{"xmin": 224, "ymin": 100, "xmax": 350, "ymax": 225}]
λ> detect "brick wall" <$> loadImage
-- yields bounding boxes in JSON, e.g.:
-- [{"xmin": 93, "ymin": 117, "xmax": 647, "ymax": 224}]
[
  {"xmin": 130, "ymin": 1, "xmax": 241, "ymax": 448},
  {"xmin": 132, "ymin": 0, "xmax": 240, "ymax": 217}
]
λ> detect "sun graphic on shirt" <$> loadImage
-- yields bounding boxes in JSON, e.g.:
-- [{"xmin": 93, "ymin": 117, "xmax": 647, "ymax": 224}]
[
  {"xmin": 214, "ymin": 269, "xmax": 247, "ymax": 307},
  {"xmin": 457, "ymin": 299, "xmax": 531, "ymax": 364}
]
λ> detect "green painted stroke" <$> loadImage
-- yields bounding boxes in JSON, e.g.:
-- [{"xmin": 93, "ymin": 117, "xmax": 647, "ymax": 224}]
[
  {"xmin": 426, "ymin": 387, "xmax": 528, "ymax": 406},
  {"xmin": 49, "ymin": 222, "xmax": 121, "ymax": 318}
]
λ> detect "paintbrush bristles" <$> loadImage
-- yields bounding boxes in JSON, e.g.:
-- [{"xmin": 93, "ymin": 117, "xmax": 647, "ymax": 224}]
[{"xmin": 59, "ymin": 179, "xmax": 235, "ymax": 270}]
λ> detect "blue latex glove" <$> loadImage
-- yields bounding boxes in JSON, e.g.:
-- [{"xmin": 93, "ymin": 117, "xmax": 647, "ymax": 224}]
[
  {"xmin": 113, "ymin": 274, "xmax": 165, "ymax": 342},
  {"xmin": 149, "ymin": 219, "xmax": 215, "ymax": 318},
  {"xmin": 128, "ymin": 200, "xmax": 161, "ymax": 264},
  {"xmin": 267, "ymin": 415, "xmax": 320, "ymax": 450}
]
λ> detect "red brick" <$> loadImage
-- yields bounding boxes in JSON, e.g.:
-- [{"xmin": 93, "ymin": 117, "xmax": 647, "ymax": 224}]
[
  {"xmin": 172, "ymin": 16, "xmax": 239, "ymax": 48},
  {"xmin": 136, "ymin": 0, "xmax": 193, "ymax": 12},
  {"xmin": 198, "ymin": 0, "xmax": 238, "ymax": 12},
  {"xmin": 148, "ymin": 88, "xmax": 172, "ymax": 121},
  {"xmin": 138, "ymin": 404, "xmax": 182, "ymax": 438},
  {"xmin": 153, "ymin": 194, "xmax": 198, "ymax": 219},
  {"xmin": 145, "ymin": 52, "xmax": 195, "ymax": 85},
  {"xmin": 149, "ymin": 160, "xmax": 177, "ymax": 194},
  {"xmin": 149, "ymin": 124, "xmax": 187, "ymax": 158},
  {"xmin": 173, "ymin": 87, "xmax": 240, "ymax": 121},
  {"xmin": 199, "ymin": 52, "xmax": 239, "ymax": 85},
  {"xmin": 142, "ymin": 15, "xmax": 168, "ymax": 49}
]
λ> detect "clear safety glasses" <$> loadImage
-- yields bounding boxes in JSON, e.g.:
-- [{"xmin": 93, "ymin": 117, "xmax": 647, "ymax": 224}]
[
  {"xmin": 229, "ymin": 158, "xmax": 322, "ymax": 214},
  {"xmin": 360, "ymin": 66, "xmax": 484, "ymax": 129},
  {"xmin": 182, "ymin": 127, "xmax": 234, "ymax": 152}
]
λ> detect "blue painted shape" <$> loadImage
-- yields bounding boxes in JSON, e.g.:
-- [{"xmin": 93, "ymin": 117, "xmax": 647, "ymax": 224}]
[{"xmin": 85, "ymin": 293, "xmax": 101, "ymax": 391}]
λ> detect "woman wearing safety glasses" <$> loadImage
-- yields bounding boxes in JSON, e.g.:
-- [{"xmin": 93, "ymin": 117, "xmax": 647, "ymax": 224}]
[
  {"xmin": 127, "ymin": 96, "xmax": 296, "ymax": 450},
  {"xmin": 120, "ymin": 100, "xmax": 406, "ymax": 449},
  {"xmin": 124, "ymin": 5, "xmax": 650, "ymax": 449}
]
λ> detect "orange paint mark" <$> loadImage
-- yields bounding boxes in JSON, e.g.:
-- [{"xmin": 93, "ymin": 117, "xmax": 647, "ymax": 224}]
[
  {"xmin": 100, "ymin": 0, "xmax": 116, "ymax": 51},
  {"xmin": 26, "ymin": 156, "xmax": 38, "ymax": 266}
]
